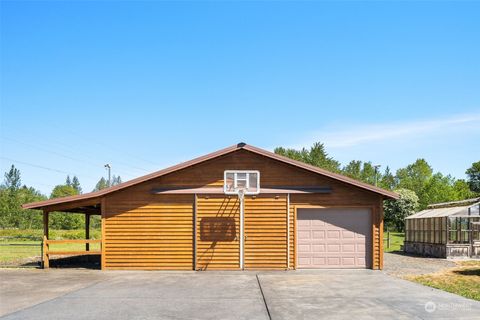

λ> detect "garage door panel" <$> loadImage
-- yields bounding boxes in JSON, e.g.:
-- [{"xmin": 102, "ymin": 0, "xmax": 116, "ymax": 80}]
[
  {"xmin": 327, "ymin": 244, "xmax": 340, "ymax": 252},
  {"xmin": 342, "ymin": 230, "xmax": 355, "ymax": 238},
  {"xmin": 313, "ymin": 230, "xmax": 325, "ymax": 239},
  {"xmin": 297, "ymin": 208, "xmax": 371, "ymax": 269},
  {"xmin": 327, "ymin": 230, "xmax": 340, "ymax": 239},
  {"xmin": 342, "ymin": 244, "xmax": 355, "ymax": 252}
]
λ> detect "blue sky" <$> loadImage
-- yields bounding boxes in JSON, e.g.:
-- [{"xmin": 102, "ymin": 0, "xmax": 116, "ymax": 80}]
[{"xmin": 1, "ymin": 1, "xmax": 479, "ymax": 195}]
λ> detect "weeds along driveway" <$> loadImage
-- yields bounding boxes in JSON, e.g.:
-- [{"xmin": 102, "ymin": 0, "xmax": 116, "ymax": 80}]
[{"xmin": 1, "ymin": 269, "xmax": 480, "ymax": 320}]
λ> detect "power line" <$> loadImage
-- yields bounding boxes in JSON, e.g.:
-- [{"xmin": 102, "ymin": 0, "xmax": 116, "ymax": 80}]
[
  {"xmin": 42, "ymin": 123, "xmax": 160, "ymax": 167},
  {"xmin": 1, "ymin": 136, "xmax": 140, "ymax": 178},
  {"xmin": 10, "ymin": 135, "xmax": 151, "ymax": 174},
  {"xmin": 0, "ymin": 156, "xmax": 99, "ymax": 180}
]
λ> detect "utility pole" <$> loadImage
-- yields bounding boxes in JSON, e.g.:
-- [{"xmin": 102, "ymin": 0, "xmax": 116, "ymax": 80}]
[
  {"xmin": 374, "ymin": 164, "xmax": 381, "ymax": 186},
  {"xmin": 104, "ymin": 164, "xmax": 111, "ymax": 187}
]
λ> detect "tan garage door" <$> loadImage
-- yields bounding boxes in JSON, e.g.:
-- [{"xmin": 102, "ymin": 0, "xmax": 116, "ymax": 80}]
[{"xmin": 297, "ymin": 208, "xmax": 371, "ymax": 268}]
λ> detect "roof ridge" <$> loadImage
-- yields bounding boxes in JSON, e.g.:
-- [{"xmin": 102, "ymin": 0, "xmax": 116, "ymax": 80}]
[{"xmin": 23, "ymin": 142, "xmax": 398, "ymax": 210}]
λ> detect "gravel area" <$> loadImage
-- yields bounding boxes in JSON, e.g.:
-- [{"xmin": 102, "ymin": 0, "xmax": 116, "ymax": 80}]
[{"xmin": 383, "ymin": 252, "xmax": 456, "ymax": 276}]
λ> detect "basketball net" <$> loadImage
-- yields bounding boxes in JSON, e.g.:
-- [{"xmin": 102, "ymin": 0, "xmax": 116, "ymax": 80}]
[{"xmin": 237, "ymin": 188, "xmax": 245, "ymax": 201}]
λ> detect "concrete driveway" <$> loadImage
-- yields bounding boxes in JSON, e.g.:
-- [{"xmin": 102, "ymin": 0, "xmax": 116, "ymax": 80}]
[{"xmin": 1, "ymin": 269, "xmax": 479, "ymax": 320}]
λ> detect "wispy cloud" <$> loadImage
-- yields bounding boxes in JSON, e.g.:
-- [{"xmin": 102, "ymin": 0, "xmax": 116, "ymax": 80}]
[{"xmin": 300, "ymin": 113, "xmax": 480, "ymax": 149}]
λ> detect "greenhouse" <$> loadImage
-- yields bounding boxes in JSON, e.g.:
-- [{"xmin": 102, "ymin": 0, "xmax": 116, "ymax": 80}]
[{"xmin": 404, "ymin": 198, "xmax": 480, "ymax": 258}]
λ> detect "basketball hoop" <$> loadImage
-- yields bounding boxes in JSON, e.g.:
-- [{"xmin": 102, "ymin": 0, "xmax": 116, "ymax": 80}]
[{"xmin": 237, "ymin": 188, "xmax": 245, "ymax": 201}]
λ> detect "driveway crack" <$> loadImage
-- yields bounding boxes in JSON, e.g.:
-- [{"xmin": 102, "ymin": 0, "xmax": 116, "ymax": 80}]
[{"xmin": 256, "ymin": 274, "xmax": 272, "ymax": 320}]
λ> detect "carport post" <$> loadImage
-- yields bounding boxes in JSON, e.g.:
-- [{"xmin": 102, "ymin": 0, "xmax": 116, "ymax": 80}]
[
  {"xmin": 42, "ymin": 210, "xmax": 49, "ymax": 269},
  {"xmin": 85, "ymin": 213, "xmax": 90, "ymax": 251}
]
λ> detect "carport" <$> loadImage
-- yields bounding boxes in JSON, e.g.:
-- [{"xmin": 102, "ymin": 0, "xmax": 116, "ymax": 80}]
[{"xmin": 30, "ymin": 197, "xmax": 103, "ymax": 268}]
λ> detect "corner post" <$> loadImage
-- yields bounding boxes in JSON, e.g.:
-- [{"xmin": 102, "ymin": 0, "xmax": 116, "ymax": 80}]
[
  {"xmin": 85, "ymin": 213, "xmax": 91, "ymax": 251},
  {"xmin": 379, "ymin": 200, "xmax": 384, "ymax": 270},
  {"xmin": 42, "ymin": 210, "xmax": 49, "ymax": 268},
  {"xmin": 101, "ymin": 198, "xmax": 106, "ymax": 270}
]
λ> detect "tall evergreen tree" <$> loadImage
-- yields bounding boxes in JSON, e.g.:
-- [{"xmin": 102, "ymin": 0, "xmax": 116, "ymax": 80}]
[
  {"xmin": 379, "ymin": 166, "xmax": 396, "ymax": 190},
  {"xmin": 71, "ymin": 176, "xmax": 82, "ymax": 194},
  {"xmin": 4, "ymin": 165, "xmax": 21, "ymax": 191},
  {"xmin": 0, "ymin": 165, "xmax": 46, "ymax": 228},
  {"xmin": 111, "ymin": 175, "xmax": 122, "ymax": 186},
  {"xmin": 65, "ymin": 175, "xmax": 72, "ymax": 186},
  {"xmin": 94, "ymin": 177, "xmax": 109, "ymax": 191}
]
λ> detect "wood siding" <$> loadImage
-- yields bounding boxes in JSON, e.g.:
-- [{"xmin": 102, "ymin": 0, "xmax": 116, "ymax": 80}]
[
  {"xmin": 101, "ymin": 149, "xmax": 385, "ymax": 270},
  {"xmin": 244, "ymin": 195, "xmax": 288, "ymax": 270},
  {"xmin": 196, "ymin": 195, "xmax": 240, "ymax": 270},
  {"xmin": 103, "ymin": 195, "xmax": 194, "ymax": 270}
]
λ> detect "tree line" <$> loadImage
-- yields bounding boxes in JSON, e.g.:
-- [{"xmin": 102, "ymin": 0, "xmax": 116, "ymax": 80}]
[
  {"xmin": 1, "ymin": 142, "xmax": 479, "ymax": 231},
  {"xmin": 0, "ymin": 165, "xmax": 122, "ymax": 230},
  {"xmin": 275, "ymin": 143, "xmax": 479, "ymax": 231}
]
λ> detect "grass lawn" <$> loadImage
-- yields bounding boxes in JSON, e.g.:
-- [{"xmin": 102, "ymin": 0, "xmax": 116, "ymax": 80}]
[
  {"xmin": 0, "ymin": 229, "xmax": 101, "ymax": 266},
  {"xmin": 384, "ymin": 232, "xmax": 404, "ymax": 252},
  {"xmin": 406, "ymin": 261, "xmax": 480, "ymax": 301}
]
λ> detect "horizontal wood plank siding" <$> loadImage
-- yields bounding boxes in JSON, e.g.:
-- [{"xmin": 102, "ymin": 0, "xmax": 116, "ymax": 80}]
[
  {"xmin": 245, "ymin": 195, "xmax": 288, "ymax": 270},
  {"xmin": 99, "ymin": 150, "xmax": 385, "ymax": 270},
  {"xmin": 196, "ymin": 195, "xmax": 240, "ymax": 270},
  {"xmin": 104, "ymin": 195, "xmax": 194, "ymax": 270}
]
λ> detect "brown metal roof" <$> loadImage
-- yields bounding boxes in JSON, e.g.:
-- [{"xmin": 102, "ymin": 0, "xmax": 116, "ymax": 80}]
[{"xmin": 23, "ymin": 142, "xmax": 398, "ymax": 210}]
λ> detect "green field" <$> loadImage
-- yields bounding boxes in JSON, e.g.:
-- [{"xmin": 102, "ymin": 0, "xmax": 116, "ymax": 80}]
[
  {"xmin": 383, "ymin": 232, "xmax": 405, "ymax": 252},
  {"xmin": 0, "ymin": 229, "xmax": 101, "ymax": 266}
]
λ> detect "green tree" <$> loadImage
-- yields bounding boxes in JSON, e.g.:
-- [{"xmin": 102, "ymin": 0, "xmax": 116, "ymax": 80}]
[
  {"xmin": 50, "ymin": 185, "xmax": 78, "ymax": 198},
  {"xmin": 420, "ymin": 173, "xmax": 458, "ymax": 207},
  {"xmin": 452, "ymin": 179, "xmax": 477, "ymax": 200},
  {"xmin": 71, "ymin": 176, "xmax": 82, "ymax": 194},
  {"xmin": 396, "ymin": 159, "xmax": 432, "ymax": 194},
  {"xmin": 384, "ymin": 188, "xmax": 419, "ymax": 232},
  {"xmin": 65, "ymin": 175, "xmax": 72, "ymax": 186},
  {"xmin": 0, "ymin": 165, "xmax": 46, "ymax": 228},
  {"xmin": 342, "ymin": 161, "xmax": 379, "ymax": 185},
  {"xmin": 111, "ymin": 175, "xmax": 122, "ymax": 186},
  {"xmin": 275, "ymin": 142, "xmax": 341, "ymax": 173},
  {"xmin": 93, "ymin": 175, "xmax": 122, "ymax": 191},
  {"xmin": 93, "ymin": 177, "xmax": 109, "ymax": 191},
  {"xmin": 4, "ymin": 165, "xmax": 21, "ymax": 191},
  {"xmin": 379, "ymin": 166, "xmax": 395, "ymax": 190},
  {"xmin": 466, "ymin": 161, "xmax": 480, "ymax": 193},
  {"xmin": 396, "ymin": 159, "xmax": 433, "ymax": 209},
  {"xmin": 342, "ymin": 160, "xmax": 362, "ymax": 180},
  {"xmin": 50, "ymin": 184, "xmax": 82, "ymax": 229}
]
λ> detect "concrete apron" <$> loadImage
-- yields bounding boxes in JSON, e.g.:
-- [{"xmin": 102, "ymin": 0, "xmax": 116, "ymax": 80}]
[{"xmin": 1, "ymin": 269, "xmax": 480, "ymax": 320}]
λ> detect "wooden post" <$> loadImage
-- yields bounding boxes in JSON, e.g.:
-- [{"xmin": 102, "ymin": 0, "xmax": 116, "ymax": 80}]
[
  {"xmin": 85, "ymin": 214, "xmax": 90, "ymax": 251},
  {"xmin": 42, "ymin": 210, "xmax": 49, "ymax": 269},
  {"xmin": 42, "ymin": 235, "xmax": 49, "ymax": 269},
  {"xmin": 43, "ymin": 210, "xmax": 49, "ymax": 239}
]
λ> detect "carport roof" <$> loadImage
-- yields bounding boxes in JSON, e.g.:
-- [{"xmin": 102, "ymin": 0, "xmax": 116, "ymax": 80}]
[{"xmin": 23, "ymin": 142, "xmax": 399, "ymax": 211}]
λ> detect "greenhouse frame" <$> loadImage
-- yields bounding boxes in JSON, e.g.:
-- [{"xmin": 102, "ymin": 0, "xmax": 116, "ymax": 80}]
[{"xmin": 404, "ymin": 198, "xmax": 480, "ymax": 258}]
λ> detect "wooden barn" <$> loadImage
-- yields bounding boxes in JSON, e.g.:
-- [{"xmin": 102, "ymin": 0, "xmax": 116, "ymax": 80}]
[{"xmin": 23, "ymin": 143, "xmax": 398, "ymax": 270}]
